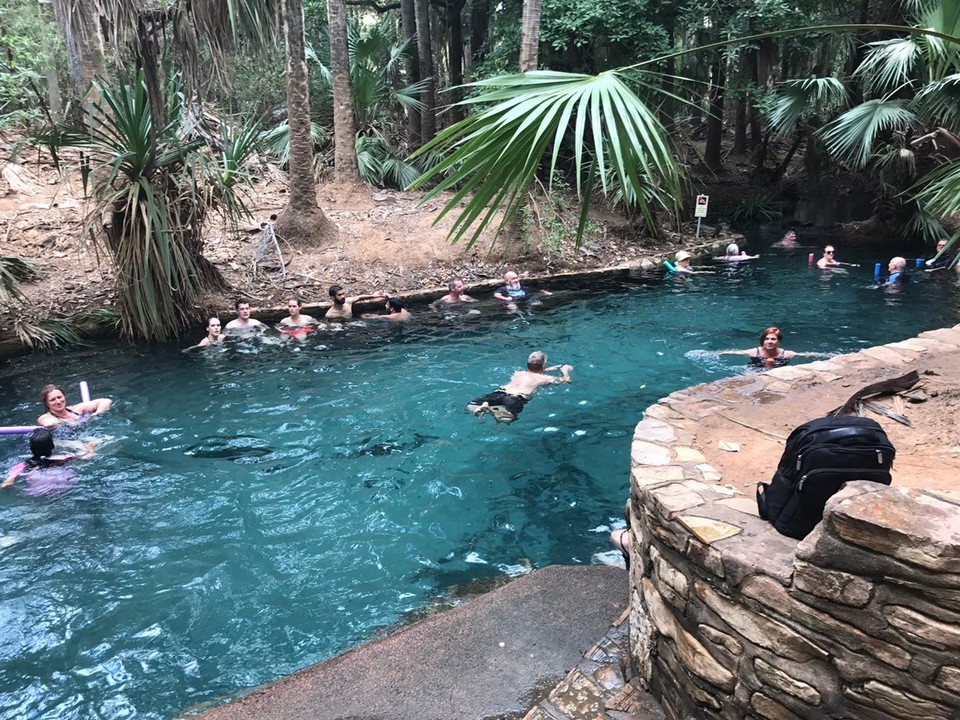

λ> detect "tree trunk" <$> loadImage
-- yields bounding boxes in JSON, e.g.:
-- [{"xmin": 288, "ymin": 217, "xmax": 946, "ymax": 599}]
[
  {"xmin": 51, "ymin": 0, "xmax": 106, "ymax": 100},
  {"xmin": 415, "ymin": 0, "xmax": 436, "ymax": 141},
  {"xmin": 747, "ymin": 47, "xmax": 761, "ymax": 151},
  {"xmin": 401, "ymin": 0, "xmax": 421, "ymax": 145},
  {"xmin": 704, "ymin": 57, "xmax": 726, "ymax": 170},
  {"xmin": 470, "ymin": 0, "xmax": 491, "ymax": 70},
  {"xmin": 327, "ymin": 0, "xmax": 359, "ymax": 182},
  {"xmin": 447, "ymin": 0, "xmax": 465, "ymax": 124},
  {"xmin": 519, "ymin": 0, "xmax": 542, "ymax": 72},
  {"xmin": 275, "ymin": 0, "xmax": 337, "ymax": 245}
]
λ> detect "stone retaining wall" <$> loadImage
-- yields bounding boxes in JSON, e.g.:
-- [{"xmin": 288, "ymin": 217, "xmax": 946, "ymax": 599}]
[{"xmin": 627, "ymin": 346, "xmax": 960, "ymax": 719}]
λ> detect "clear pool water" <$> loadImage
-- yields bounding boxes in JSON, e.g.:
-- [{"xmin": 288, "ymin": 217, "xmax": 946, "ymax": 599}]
[{"xmin": 1, "ymin": 237, "xmax": 957, "ymax": 719}]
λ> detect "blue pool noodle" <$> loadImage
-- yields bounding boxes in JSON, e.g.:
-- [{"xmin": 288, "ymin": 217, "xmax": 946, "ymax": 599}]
[
  {"xmin": 663, "ymin": 260, "xmax": 677, "ymax": 272},
  {"xmin": 916, "ymin": 258, "xmax": 923, "ymax": 268},
  {"xmin": 874, "ymin": 263, "xmax": 882, "ymax": 279}
]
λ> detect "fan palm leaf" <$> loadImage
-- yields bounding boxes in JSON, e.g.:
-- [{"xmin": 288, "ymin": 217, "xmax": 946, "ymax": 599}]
[
  {"xmin": 410, "ymin": 70, "xmax": 681, "ymax": 248},
  {"xmin": 913, "ymin": 73, "xmax": 960, "ymax": 126},
  {"xmin": 912, "ymin": 159, "xmax": 960, "ymax": 216},
  {"xmin": 819, "ymin": 99, "xmax": 919, "ymax": 167},
  {"xmin": 856, "ymin": 38, "xmax": 922, "ymax": 95},
  {"xmin": 767, "ymin": 77, "xmax": 849, "ymax": 134}
]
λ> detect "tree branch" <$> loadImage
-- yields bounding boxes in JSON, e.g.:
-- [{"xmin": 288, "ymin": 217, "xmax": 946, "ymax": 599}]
[{"xmin": 345, "ymin": 0, "xmax": 401, "ymax": 10}]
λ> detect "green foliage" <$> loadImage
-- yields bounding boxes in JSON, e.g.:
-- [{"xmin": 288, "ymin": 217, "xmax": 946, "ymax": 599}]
[
  {"xmin": 0, "ymin": 256, "xmax": 41, "ymax": 302},
  {"xmin": 14, "ymin": 309, "xmax": 118, "ymax": 351},
  {"xmin": 0, "ymin": 0, "xmax": 61, "ymax": 128},
  {"xmin": 33, "ymin": 71, "xmax": 261, "ymax": 342},
  {"xmin": 223, "ymin": 48, "xmax": 288, "ymax": 118},
  {"xmin": 521, "ymin": 176, "xmax": 600, "ymax": 260},
  {"xmin": 356, "ymin": 134, "xmax": 421, "ymax": 189},
  {"xmin": 730, "ymin": 194, "xmax": 784, "ymax": 224},
  {"xmin": 411, "ymin": 70, "xmax": 683, "ymax": 248}
]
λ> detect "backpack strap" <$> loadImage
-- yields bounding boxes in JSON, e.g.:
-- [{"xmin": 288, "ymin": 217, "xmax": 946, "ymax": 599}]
[{"xmin": 756, "ymin": 482, "xmax": 769, "ymax": 520}]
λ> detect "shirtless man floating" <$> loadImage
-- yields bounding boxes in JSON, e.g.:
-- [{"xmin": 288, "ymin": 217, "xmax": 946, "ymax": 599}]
[
  {"xmin": 466, "ymin": 351, "xmax": 572, "ymax": 424},
  {"xmin": 325, "ymin": 285, "xmax": 384, "ymax": 319}
]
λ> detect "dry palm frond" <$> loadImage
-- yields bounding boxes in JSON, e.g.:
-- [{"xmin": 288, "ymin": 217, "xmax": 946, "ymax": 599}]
[
  {"xmin": 0, "ymin": 256, "xmax": 42, "ymax": 302},
  {"xmin": 14, "ymin": 309, "xmax": 118, "ymax": 351}
]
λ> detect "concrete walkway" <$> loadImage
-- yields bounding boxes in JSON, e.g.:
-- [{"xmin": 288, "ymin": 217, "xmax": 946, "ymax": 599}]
[{"xmin": 190, "ymin": 565, "xmax": 659, "ymax": 720}]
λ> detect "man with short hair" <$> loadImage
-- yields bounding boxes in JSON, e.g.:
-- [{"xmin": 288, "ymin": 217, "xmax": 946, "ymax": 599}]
[
  {"xmin": 279, "ymin": 298, "xmax": 318, "ymax": 328},
  {"xmin": 466, "ymin": 350, "xmax": 572, "ymax": 424},
  {"xmin": 325, "ymin": 285, "xmax": 384, "ymax": 319},
  {"xmin": 224, "ymin": 300, "xmax": 265, "ymax": 334},
  {"xmin": 435, "ymin": 278, "xmax": 476, "ymax": 304},
  {"xmin": 362, "ymin": 296, "xmax": 411, "ymax": 323},
  {"xmin": 926, "ymin": 239, "xmax": 950, "ymax": 271}
]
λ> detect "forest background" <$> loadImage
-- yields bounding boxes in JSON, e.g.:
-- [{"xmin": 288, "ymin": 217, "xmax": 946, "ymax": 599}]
[{"xmin": 0, "ymin": 0, "xmax": 958, "ymax": 347}]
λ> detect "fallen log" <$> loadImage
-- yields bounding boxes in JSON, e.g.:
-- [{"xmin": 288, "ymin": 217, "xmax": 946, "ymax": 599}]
[{"xmin": 828, "ymin": 370, "xmax": 920, "ymax": 417}]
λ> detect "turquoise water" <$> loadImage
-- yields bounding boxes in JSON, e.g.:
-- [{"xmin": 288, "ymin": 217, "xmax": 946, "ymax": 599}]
[{"xmin": 1, "ymin": 238, "xmax": 957, "ymax": 719}]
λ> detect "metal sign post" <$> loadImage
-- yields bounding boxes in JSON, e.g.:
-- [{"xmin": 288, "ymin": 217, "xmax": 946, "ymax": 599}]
[{"xmin": 694, "ymin": 194, "xmax": 709, "ymax": 238}]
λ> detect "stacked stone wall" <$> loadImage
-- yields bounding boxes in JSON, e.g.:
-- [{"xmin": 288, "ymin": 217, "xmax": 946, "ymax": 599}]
[{"xmin": 629, "ymin": 389, "xmax": 960, "ymax": 720}]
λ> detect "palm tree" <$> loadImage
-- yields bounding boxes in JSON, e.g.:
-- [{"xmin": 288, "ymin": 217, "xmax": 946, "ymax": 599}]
[
  {"xmin": 35, "ymin": 73, "xmax": 261, "ymax": 341},
  {"xmin": 275, "ymin": 0, "xmax": 338, "ymax": 244},
  {"xmin": 410, "ymin": 12, "xmax": 960, "ymax": 247},
  {"xmin": 327, "ymin": 0, "xmax": 360, "ymax": 182},
  {"xmin": 519, "ymin": 0, "xmax": 543, "ymax": 72}
]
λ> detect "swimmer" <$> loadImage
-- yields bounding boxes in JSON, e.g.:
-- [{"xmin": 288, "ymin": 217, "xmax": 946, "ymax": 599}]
[
  {"xmin": 884, "ymin": 256, "xmax": 908, "ymax": 285},
  {"xmin": 224, "ymin": 300, "xmax": 266, "ymax": 334},
  {"xmin": 816, "ymin": 244, "xmax": 859, "ymax": 269},
  {"xmin": 493, "ymin": 271, "xmax": 552, "ymax": 308},
  {"xmin": 37, "ymin": 384, "xmax": 112, "ymax": 428},
  {"xmin": 362, "ymin": 296, "xmax": 411, "ymax": 323},
  {"xmin": 718, "ymin": 326, "xmax": 825, "ymax": 369},
  {"xmin": 926, "ymin": 239, "xmax": 950, "ymax": 271},
  {"xmin": 325, "ymin": 285, "xmax": 385, "ymax": 319},
  {"xmin": 715, "ymin": 243, "xmax": 759, "ymax": 262},
  {"xmin": 279, "ymin": 297, "xmax": 318, "ymax": 329},
  {"xmin": 673, "ymin": 251, "xmax": 712, "ymax": 274},
  {"xmin": 466, "ymin": 350, "xmax": 572, "ymax": 424},
  {"xmin": 434, "ymin": 278, "xmax": 477, "ymax": 304},
  {"xmin": 184, "ymin": 317, "xmax": 224, "ymax": 351},
  {"xmin": 774, "ymin": 229, "xmax": 798, "ymax": 248},
  {"xmin": 3, "ymin": 428, "xmax": 95, "ymax": 493}
]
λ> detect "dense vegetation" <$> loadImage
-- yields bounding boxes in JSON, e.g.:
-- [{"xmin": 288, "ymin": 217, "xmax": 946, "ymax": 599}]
[{"xmin": 1, "ymin": 0, "xmax": 958, "ymax": 341}]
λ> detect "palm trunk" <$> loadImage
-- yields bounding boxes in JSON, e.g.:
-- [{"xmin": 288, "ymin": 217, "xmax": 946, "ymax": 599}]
[
  {"xmin": 275, "ymin": 0, "xmax": 337, "ymax": 245},
  {"xmin": 447, "ymin": 0, "xmax": 465, "ymax": 124},
  {"xmin": 327, "ymin": 0, "xmax": 359, "ymax": 182},
  {"xmin": 401, "ymin": 0, "xmax": 421, "ymax": 145},
  {"xmin": 415, "ymin": 0, "xmax": 436, "ymax": 141},
  {"xmin": 519, "ymin": 0, "xmax": 542, "ymax": 72},
  {"xmin": 704, "ymin": 57, "xmax": 726, "ymax": 170}
]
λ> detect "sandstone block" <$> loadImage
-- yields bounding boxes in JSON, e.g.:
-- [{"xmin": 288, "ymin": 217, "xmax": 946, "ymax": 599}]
[
  {"xmin": 793, "ymin": 561, "xmax": 873, "ymax": 607},
  {"xmin": 632, "ymin": 440, "xmax": 674, "ymax": 467},
  {"xmin": 753, "ymin": 658, "xmax": 822, "ymax": 705},
  {"xmin": 673, "ymin": 446, "xmax": 707, "ymax": 463},
  {"xmin": 694, "ymin": 580, "xmax": 828, "ymax": 663},
  {"xmin": 825, "ymin": 484, "xmax": 960, "ymax": 573},
  {"xmin": 742, "ymin": 575, "xmax": 911, "ymax": 670},
  {"xmin": 763, "ymin": 366, "xmax": 815, "ymax": 381},
  {"xmin": 634, "ymin": 417, "xmax": 679, "ymax": 443},
  {"xmin": 935, "ymin": 665, "xmax": 960, "ymax": 694},
  {"xmin": 886, "ymin": 605, "xmax": 960, "ymax": 650},
  {"xmin": 650, "ymin": 483, "xmax": 706, "ymax": 517},
  {"xmin": 632, "ymin": 464, "xmax": 685, "ymax": 489},
  {"xmin": 918, "ymin": 327, "xmax": 960, "ymax": 346},
  {"xmin": 642, "ymin": 578, "xmax": 737, "ymax": 692},
  {"xmin": 651, "ymin": 545, "xmax": 690, "ymax": 601},
  {"xmin": 677, "ymin": 515, "xmax": 742, "ymax": 544},
  {"xmin": 642, "ymin": 506, "xmax": 689, "ymax": 554},
  {"xmin": 750, "ymin": 692, "xmax": 802, "ymax": 720},
  {"xmin": 860, "ymin": 345, "xmax": 911, "ymax": 364},
  {"xmin": 699, "ymin": 624, "xmax": 743, "ymax": 660},
  {"xmin": 685, "ymin": 538, "xmax": 725, "ymax": 578},
  {"xmin": 843, "ymin": 680, "xmax": 955, "ymax": 720}
]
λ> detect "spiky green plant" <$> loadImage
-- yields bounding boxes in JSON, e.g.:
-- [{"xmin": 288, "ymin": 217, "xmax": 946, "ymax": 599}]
[
  {"xmin": 0, "ymin": 256, "xmax": 42, "ymax": 302},
  {"xmin": 730, "ymin": 195, "xmax": 785, "ymax": 224},
  {"xmin": 34, "ymin": 71, "xmax": 261, "ymax": 342},
  {"xmin": 15, "ymin": 309, "xmax": 118, "ymax": 351}
]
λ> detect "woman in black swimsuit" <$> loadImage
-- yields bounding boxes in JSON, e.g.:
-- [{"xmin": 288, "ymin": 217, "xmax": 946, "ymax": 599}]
[
  {"xmin": 718, "ymin": 326, "xmax": 822, "ymax": 369},
  {"xmin": 37, "ymin": 384, "xmax": 112, "ymax": 428}
]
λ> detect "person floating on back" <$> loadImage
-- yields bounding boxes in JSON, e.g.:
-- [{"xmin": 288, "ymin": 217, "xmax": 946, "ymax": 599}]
[{"xmin": 466, "ymin": 350, "xmax": 572, "ymax": 424}]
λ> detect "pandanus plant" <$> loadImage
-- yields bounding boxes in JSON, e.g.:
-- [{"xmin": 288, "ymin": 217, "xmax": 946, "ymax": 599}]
[{"xmin": 35, "ymin": 70, "xmax": 262, "ymax": 342}]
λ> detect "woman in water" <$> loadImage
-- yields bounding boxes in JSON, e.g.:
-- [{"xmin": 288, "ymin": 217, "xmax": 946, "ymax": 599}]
[
  {"xmin": 718, "ymin": 326, "xmax": 823, "ymax": 369},
  {"xmin": 3, "ymin": 428, "xmax": 95, "ymax": 492},
  {"xmin": 184, "ymin": 317, "xmax": 225, "ymax": 351},
  {"xmin": 37, "ymin": 384, "xmax": 113, "ymax": 427}
]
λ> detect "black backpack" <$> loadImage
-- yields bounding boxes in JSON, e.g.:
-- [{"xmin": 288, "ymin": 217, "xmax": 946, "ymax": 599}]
[{"xmin": 757, "ymin": 416, "xmax": 895, "ymax": 539}]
